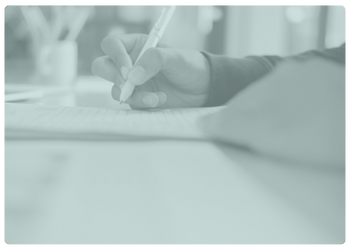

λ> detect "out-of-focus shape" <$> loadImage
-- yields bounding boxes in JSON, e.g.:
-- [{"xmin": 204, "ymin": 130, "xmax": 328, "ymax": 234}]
[
  {"xmin": 35, "ymin": 40, "xmax": 77, "ymax": 85},
  {"xmin": 197, "ymin": 6, "xmax": 214, "ymax": 35},
  {"xmin": 285, "ymin": 6, "xmax": 306, "ymax": 23},
  {"xmin": 200, "ymin": 58, "xmax": 345, "ymax": 166},
  {"xmin": 117, "ymin": 6, "xmax": 149, "ymax": 23},
  {"xmin": 325, "ymin": 6, "xmax": 345, "ymax": 48}
]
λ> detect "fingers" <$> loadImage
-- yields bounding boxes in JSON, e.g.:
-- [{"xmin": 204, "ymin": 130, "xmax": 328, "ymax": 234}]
[
  {"xmin": 92, "ymin": 55, "xmax": 167, "ymax": 109},
  {"xmin": 91, "ymin": 56, "xmax": 124, "ymax": 88},
  {"xmin": 127, "ymin": 47, "xmax": 172, "ymax": 86},
  {"xmin": 100, "ymin": 34, "xmax": 148, "ymax": 79},
  {"xmin": 101, "ymin": 36, "xmax": 132, "ymax": 79},
  {"xmin": 96, "ymin": 34, "xmax": 172, "ymax": 109},
  {"xmin": 111, "ymin": 85, "xmax": 167, "ymax": 109},
  {"xmin": 100, "ymin": 34, "xmax": 171, "ymax": 82}
]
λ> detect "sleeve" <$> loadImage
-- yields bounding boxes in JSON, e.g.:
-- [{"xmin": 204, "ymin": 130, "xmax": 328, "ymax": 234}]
[{"xmin": 201, "ymin": 43, "xmax": 345, "ymax": 107}]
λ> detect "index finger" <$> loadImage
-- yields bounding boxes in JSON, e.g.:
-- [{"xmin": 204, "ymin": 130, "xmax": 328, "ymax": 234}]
[
  {"xmin": 100, "ymin": 34, "xmax": 148, "ymax": 78},
  {"xmin": 101, "ymin": 34, "xmax": 170, "ymax": 69},
  {"xmin": 100, "ymin": 35, "xmax": 131, "ymax": 79}
]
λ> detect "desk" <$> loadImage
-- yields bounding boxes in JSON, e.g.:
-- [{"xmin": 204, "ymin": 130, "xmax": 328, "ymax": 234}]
[
  {"xmin": 5, "ymin": 75, "xmax": 129, "ymax": 109},
  {"xmin": 4, "ymin": 76, "xmax": 345, "ymax": 244}
]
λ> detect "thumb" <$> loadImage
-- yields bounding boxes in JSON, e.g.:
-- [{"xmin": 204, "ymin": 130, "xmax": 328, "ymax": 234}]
[{"xmin": 126, "ymin": 47, "xmax": 174, "ymax": 86}]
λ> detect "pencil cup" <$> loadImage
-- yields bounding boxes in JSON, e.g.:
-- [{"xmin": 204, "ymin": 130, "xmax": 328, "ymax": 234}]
[{"xmin": 35, "ymin": 41, "xmax": 78, "ymax": 85}]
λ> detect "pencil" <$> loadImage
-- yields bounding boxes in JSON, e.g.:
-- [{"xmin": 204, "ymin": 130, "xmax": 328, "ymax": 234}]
[
  {"xmin": 31, "ymin": 6, "xmax": 50, "ymax": 41},
  {"xmin": 51, "ymin": 6, "xmax": 65, "ymax": 41},
  {"xmin": 66, "ymin": 7, "xmax": 90, "ymax": 41},
  {"xmin": 20, "ymin": 7, "xmax": 40, "ymax": 45}
]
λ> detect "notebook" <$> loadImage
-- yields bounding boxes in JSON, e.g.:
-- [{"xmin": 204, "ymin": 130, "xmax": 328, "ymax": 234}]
[{"xmin": 5, "ymin": 103, "xmax": 224, "ymax": 140}]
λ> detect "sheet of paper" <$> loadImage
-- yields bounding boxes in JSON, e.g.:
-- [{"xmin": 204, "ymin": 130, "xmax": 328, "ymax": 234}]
[{"xmin": 5, "ymin": 103, "xmax": 223, "ymax": 139}]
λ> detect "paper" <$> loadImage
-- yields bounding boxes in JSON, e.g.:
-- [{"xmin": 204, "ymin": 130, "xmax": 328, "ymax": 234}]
[{"xmin": 5, "ymin": 103, "xmax": 223, "ymax": 139}]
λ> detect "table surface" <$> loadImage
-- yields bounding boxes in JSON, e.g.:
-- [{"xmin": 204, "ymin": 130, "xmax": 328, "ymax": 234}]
[
  {"xmin": 5, "ymin": 75, "xmax": 130, "ymax": 109},
  {"xmin": 4, "ymin": 76, "xmax": 346, "ymax": 244}
]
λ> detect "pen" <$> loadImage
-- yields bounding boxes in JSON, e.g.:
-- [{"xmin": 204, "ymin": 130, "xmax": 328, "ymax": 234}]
[{"xmin": 119, "ymin": 6, "xmax": 176, "ymax": 104}]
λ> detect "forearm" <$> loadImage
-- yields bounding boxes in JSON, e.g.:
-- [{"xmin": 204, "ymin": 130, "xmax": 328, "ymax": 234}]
[
  {"xmin": 202, "ymin": 43, "xmax": 345, "ymax": 107},
  {"xmin": 201, "ymin": 52, "xmax": 282, "ymax": 106}
]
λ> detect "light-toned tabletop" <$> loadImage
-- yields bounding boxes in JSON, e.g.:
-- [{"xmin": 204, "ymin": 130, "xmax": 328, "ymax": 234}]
[{"xmin": 4, "ymin": 76, "xmax": 345, "ymax": 244}]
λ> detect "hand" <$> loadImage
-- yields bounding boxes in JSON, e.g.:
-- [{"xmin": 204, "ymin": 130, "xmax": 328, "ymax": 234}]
[
  {"xmin": 91, "ymin": 34, "xmax": 211, "ymax": 109},
  {"xmin": 200, "ymin": 58, "xmax": 345, "ymax": 166}
]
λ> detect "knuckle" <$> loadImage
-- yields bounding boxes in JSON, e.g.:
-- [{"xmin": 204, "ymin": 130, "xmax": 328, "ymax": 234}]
[{"xmin": 101, "ymin": 35, "xmax": 117, "ymax": 51}]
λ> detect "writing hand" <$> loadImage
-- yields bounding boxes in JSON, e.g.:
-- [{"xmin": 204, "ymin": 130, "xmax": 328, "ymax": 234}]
[{"xmin": 92, "ymin": 33, "xmax": 211, "ymax": 109}]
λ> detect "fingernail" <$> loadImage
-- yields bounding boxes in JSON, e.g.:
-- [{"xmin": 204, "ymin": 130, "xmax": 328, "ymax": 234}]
[
  {"xmin": 155, "ymin": 92, "xmax": 167, "ymax": 104},
  {"xmin": 128, "ymin": 66, "xmax": 146, "ymax": 85},
  {"xmin": 143, "ymin": 95, "xmax": 158, "ymax": 107},
  {"xmin": 120, "ymin": 66, "xmax": 128, "ymax": 80}
]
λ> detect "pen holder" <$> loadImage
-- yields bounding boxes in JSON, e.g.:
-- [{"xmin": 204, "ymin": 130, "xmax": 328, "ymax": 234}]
[{"xmin": 34, "ymin": 41, "xmax": 77, "ymax": 85}]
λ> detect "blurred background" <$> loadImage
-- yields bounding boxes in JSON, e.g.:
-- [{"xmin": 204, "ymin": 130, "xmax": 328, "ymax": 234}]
[{"xmin": 4, "ymin": 5, "xmax": 345, "ymax": 83}]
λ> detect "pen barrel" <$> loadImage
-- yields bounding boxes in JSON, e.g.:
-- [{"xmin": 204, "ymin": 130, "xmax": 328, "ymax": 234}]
[
  {"xmin": 123, "ymin": 80, "xmax": 135, "ymax": 92},
  {"xmin": 120, "ymin": 80, "xmax": 135, "ymax": 102},
  {"xmin": 119, "ymin": 6, "xmax": 175, "ymax": 103},
  {"xmin": 135, "ymin": 6, "xmax": 176, "ymax": 62},
  {"xmin": 154, "ymin": 6, "xmax": 176, "ymax": 38}
]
